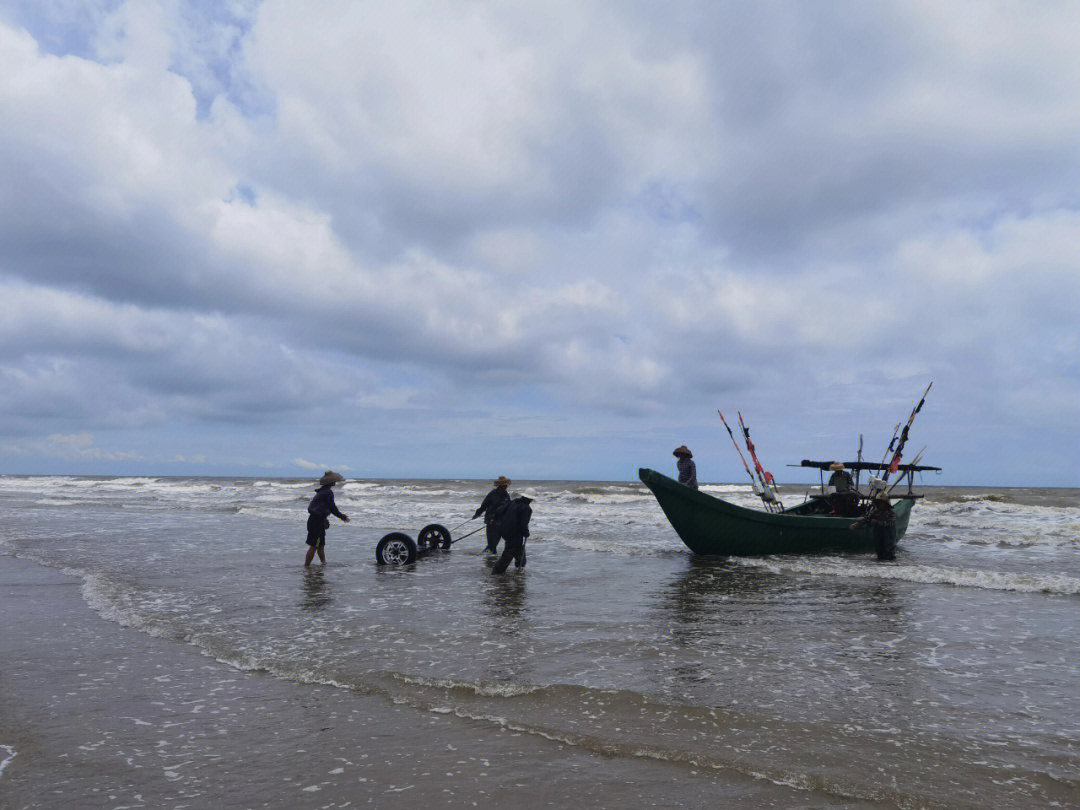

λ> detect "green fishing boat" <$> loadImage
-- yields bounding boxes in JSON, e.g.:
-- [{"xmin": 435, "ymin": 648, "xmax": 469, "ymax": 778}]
[{"xmin": 639, "ymin": 467, "xmax": 916, "ymax": 556}]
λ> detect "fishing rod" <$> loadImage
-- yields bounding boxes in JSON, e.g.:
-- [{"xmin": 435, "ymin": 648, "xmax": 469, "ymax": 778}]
[
  {"xmin": 854, "ymin": 433, "xmax": 864, "ymax": 492},
  {"xmin": 878, "ymin": 423, "xmax": 900, "ymax": 469},
  {"xmin": 883, "ymin": 382, "xmax": 933, "ymax": 483},
  {"xmin": 718, "ymin": 410, "xmax": 774, "ymax": 511},
  {"xmin": 737, "ymin": 412, "xmax": 784, "ymax": 510}
]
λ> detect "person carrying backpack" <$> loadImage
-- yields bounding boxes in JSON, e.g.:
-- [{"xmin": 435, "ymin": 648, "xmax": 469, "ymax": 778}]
[{"xmin": 492, "ymin": 492, "xmax": 533, "ymax": 574}]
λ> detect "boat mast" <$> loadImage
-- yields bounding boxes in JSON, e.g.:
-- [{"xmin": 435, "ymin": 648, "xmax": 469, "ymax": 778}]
[
  {"xmin": 737, "ymin": 412, "xmax": 784, "ymax": 510},
  {"xmin": 718, "ymin": 410, "xmax": 776, "ymax": 512}
]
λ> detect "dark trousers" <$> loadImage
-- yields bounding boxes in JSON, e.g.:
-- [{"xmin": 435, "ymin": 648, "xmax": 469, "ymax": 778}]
[
  {"xmin": 492, "ymin": 535, "xmax": 525, "ymax": 574},
  {"xmin": 485, "ymin": 522, "xmax": 501, "ymax": 552},
  {"xmin": 306, "ymin": 513, "xmax": 329, "ymax": 547},
  {"xmin": 875, "ymin": 524, "xmax": 897, "ymax": 561}
]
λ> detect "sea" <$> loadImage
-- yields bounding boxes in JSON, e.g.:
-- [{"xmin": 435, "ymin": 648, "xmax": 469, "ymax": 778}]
[{"xmin": 1, "ymin": 474, "xmax": 1078, "ymax": 809}]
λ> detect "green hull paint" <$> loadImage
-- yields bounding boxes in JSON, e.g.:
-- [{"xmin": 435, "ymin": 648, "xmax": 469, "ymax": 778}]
[{"xmin": 639, "ymin": 468, "xmax": 913, "ymax": 556}]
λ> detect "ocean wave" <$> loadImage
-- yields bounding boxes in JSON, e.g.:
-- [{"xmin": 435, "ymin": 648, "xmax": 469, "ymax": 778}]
[
  {"xmin": 699, "ymin": 484, "xmax": 754, "ymax": 495},
  {"xmin": 252, "ymin": 480, "xmax": 311, "ymax": 489},
  {"xmin": 731, "ymin": 557, "xmax": 1080, "ymax": 595},
  {"xmin": 548, "ymin": 492, "xmax": 653, "ymax": 505},
  {"xmin": 554, "ymin": 532, "xmax": 683, "ymax": 557},
  {"xmin": 30, "ymin": 498, "xmax": 128, "ymax": 510},
  {"xmin": 920, "ymin": 499, "xmax": 1080, "ymax": 517},
  {"xmin": 236, "ymin": 506, "xmax": 298, "ymax": 521},
  {"xmin": 0, "ymin": 744, "xmax": 16, "ymax": 778}
]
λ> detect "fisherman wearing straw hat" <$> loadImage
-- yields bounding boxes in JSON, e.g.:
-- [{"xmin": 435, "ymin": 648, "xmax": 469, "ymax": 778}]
[
  {"xmin": 673, "ymin": 446, "xmax": 698, "ymax": 489},
  {"xmin": 827, "ymin": 461, "xmax": 854, "ymax": 493},
  {"xmin": 473, "ymin": 476, "xmax": 512, "ymax": 554},
  {"xmin": 304, "ymin": 471, "xmax": 349, "ymax": 567},
  {"xmin": 827, "ymin": 461, "xmax": 858, "ymax": 516}
]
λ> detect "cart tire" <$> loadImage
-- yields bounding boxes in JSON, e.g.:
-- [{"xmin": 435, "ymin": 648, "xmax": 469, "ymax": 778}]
[
  {"xmin": 418, "ymin": 523, "xmax": 452, "ymax": 550},
  {"xmin": 376, "ymin": 533, "xmax": 418, "ymax": 565}
]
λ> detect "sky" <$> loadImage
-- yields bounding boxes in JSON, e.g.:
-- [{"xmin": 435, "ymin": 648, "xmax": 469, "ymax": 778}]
[{"xmin": 1, "ymin": 1, "xmax": 1078, "ymax": 486}]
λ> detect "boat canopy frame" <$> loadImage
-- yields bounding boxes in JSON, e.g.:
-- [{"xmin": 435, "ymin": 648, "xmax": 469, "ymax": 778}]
[{"xmin": 790, "ymin": 459, "xmax": 941, "ymax": 496}]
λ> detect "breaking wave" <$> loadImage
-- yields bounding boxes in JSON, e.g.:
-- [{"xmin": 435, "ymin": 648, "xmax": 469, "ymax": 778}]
[
  {"xmin": 0, "ymin": 745, "xmax": 16, "ymax": 778},
  {"xmin": 731, "ymin": 557, "xmax": 1080, "ymax": 595}
]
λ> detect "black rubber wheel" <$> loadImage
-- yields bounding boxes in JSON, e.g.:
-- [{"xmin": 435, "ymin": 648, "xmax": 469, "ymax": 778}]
[
  {"xmin": 418, "ymin": 523, "xmax": 452, "ymax": 550},
  {"xmin": 375, "ymin": 533, "xmax": 418, "ymax": 565}
]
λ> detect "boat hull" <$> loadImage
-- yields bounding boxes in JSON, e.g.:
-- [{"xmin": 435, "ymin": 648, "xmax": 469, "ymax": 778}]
[{"xmin": 639, "ymin": 468, "xmax": 913, "ymax": 556}]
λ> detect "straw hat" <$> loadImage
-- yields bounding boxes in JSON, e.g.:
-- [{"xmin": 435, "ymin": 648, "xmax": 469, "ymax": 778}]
[
  {"xmin": 672, "ymin": 445, "xmax": 693, "ymax": 458},
  {"xmin": 318, "ymin": 470, "xmax": 345, "ymax": 487},
  {"xmin": 493, "ymin": 475, "xmax": 511, "ymax": 488},
  {"xmin": 515, "ymin": 489, "xmax": 538, "ymax": 502},
  {"xmin": 829, "ymin": 461, "xmax": 845, "ymax": 472},
  {"xmin": 874, "ymin": 491, "xmax": 891, "ymax": 503}
]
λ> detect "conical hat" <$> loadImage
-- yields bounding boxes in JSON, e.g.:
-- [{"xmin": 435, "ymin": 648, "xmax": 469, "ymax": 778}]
[
  {"xmin": 672, "ymin": 445, "xmax": 693, "ymax": 458},
  {"xmin": 318, "ymin": 471, "xmax": 344, "ymax": 487}
]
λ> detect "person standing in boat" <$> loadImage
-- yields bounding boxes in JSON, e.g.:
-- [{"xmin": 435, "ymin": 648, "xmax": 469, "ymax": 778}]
[
  {"xmin": 474, "ymin": 476, "xmax": 512, "ymax": 554},
  {"xmin": 828, "ymin": 461, "xmax": 853, "ymax": 492},
  {"xmin": 305, "ymin": 471, "xmax": 349, "ymax": 567},
  {"xmin": 849, "ymin": 492, "xmax": 896, "ymax": 561},
  {"xmin": 827, "ymin": 461, "xmax": 858, "ymax": 516},
  {"xmin": 673, "ymin": 446, "xmax": 698, "ymax": 489}
]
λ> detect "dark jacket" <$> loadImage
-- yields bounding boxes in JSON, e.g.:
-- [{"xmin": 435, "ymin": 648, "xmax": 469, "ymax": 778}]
[
  {"xmin": 851, "ymin": 499, "xmax": 895, "ymax": 529},
  {"xmin": 677, "ymin": 456, "xmax": 698, "ymax": 488},
  {"xmin": 308, "ymin": 485, "xmax": 347, "ymax": 521},
  {"xmin": 474, "ymin": 487, "xmax": 510, "ymax": 524},
  {"xmin": 828, "ymin": 470, "xmax": 854, "ymax": 493},
  {"xmin": 500, "ymin": 498, "xmax": 532, "ymax": 542}
]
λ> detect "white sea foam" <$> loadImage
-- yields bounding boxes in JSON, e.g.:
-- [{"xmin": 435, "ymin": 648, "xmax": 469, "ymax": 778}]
[
  {"xmin": 699, "ymin": 484, "xmax": 755, "ymax": 496},
  {"xmin": 0, "ymin": 744, "xmax": 16, "ymax": 778},
  {"xmin": 731, "ymin": 557, "xmax": 1080, "ymax": 595},
  {"xmin": 554, "ymin": 532, "xmax": 682, "ymax": 557},
  {"xmin": 236, "ymin": 506, "xmax": 298, "ymax": 521}
]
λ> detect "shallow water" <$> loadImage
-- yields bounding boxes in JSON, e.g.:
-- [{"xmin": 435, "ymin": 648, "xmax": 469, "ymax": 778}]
[{"xmin": 1, "ymin": 475, "xmax": 1079, "ymax": 808}]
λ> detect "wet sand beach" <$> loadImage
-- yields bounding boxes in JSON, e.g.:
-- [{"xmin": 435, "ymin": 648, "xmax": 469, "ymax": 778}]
[{"xmin": 0, "ymin": 555, "xmax": 857, "ymax": 809}]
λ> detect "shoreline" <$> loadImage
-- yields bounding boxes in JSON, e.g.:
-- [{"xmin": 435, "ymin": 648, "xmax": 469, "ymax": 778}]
[{"xmin": 0, "ymin": 553, "xmax": 842, "ymax": 810}]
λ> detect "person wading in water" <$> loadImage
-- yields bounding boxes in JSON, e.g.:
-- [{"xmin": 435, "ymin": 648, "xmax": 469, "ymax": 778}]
[
  {"xmin": 473, "ymin": 476, "xmax": 511, "ymax": 554},
  {"xmin": 305, "ymin": 471, "xmax": 349, "ymax": 567},
  {"xmin": 673, "ymin": 445, "xmax": 698, "ymax": 489},
  {"xmin": 849, "ymin": 492, "xmax": 897, "ymax": 561},
  {"xmin": 492, "ymin": 492, "xmax": 533, "ymax": 574}
]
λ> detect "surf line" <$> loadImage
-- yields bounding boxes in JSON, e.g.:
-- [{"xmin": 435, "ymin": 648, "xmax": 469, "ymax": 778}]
[{"xmin": 0, "ymin": 744, "xmax": 17, "ymax": 778}]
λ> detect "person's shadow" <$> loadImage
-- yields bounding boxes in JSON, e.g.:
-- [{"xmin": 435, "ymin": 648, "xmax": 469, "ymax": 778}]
[{"xmin": 300, "ymin": 567, "xmax": 332, "ymax": 612}]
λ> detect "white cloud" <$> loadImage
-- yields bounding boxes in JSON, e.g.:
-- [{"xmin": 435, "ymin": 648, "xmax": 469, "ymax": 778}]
[{"xmin": 1, "ymin": 2, "xmax": 1079, "ymax": 482}]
